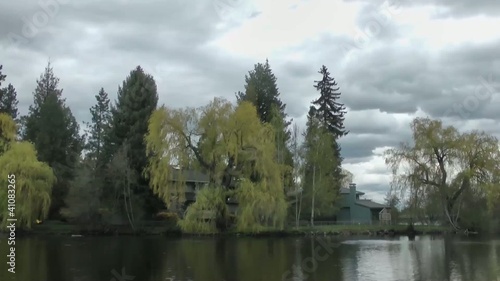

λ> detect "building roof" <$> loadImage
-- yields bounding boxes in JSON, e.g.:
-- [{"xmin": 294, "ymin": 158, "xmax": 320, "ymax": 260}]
[
  {"xmin": 170, "ymin": 168, "xmax": 209, "ymax": 183},
  {"xmin": 340, "ymin": 187, "xmax": 365, "ymax": 195},
  {"xmin": 355, "ymin": 199, "xmax": 389, "ymax": 209}
]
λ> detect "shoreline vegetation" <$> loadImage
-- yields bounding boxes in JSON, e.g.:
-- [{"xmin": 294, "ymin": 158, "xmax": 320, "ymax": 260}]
[
  {"xmin": 2, "ymin": 62, "xmax": 499, "ymax": 237},
  {"xmin": 3, "ymin": 221, "xmax": 451, "ymax": 237}
]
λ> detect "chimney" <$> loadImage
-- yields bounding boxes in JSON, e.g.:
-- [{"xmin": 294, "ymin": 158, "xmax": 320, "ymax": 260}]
[{"xmin": 349, "ymin": 183, "xmax": 356, "ymax": 207}]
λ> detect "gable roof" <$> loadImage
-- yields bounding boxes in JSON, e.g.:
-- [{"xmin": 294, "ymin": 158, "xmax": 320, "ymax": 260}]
[
  {"xmin": 355, "ymin": 199, "xmax": 389, "ymax": 209},
  {"xmin": 340, "ymin": 187, "xmax": 365, "ymax": 195}
]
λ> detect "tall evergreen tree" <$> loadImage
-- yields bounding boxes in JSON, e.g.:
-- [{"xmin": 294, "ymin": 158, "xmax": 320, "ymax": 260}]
[
  {"xmin": 312, "ymin": 65, "xmax": 348, "ymax": 137},
  {"xmin": 236, "ymin": 59, "xmax": 288, "ymax": 126},
  {"xmin": 23, "ymin": 63, "xmax": 82, "ymax": 219},
  {"xmin": 0, "ymin": 66, "xmax": 19, "ymax": 120},
  {"xmin": 85, "ymin": 88, "xmax": 111, "ymax": 168},
  {"xmin": 311, "ymin": 65, "xmax": 348, "ymax": 194},
  {"xmin": 106, "ymin": 66, "xmax": 160, "ymax": 217},
  {"xmin": 23, "ymin": 62, "xmax": 64, "ymax": 141},
  {"xmin": 236, "ymin": 59, "xmax": 293, "ymax": 188},
  {"xmin": 0, "ymin": 65, "xmax": 6, "ymax": 88},
  {"xmin": 0, "ymin": 84, "xmax": 19, "ymax": 120}
]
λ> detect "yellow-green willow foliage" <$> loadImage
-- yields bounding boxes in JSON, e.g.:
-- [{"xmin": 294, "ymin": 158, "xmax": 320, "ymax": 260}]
[
  {"xmin": 385, "ymin": 117, "xmax": 500, "ymax": 230},
  {"xmin": 145, "ymin": 98, "xmax": 288, "ymax": 233},
  {"xmin": 0, "ymin": 114, "xmax": 55, "ymax": 229},
  {"xmin": 0, "ymin": 113, "xmax": 17, "ymax": 154},
  {"xmin": 178, "ymin": 186, "xmax": 227, "ymax": 234}
]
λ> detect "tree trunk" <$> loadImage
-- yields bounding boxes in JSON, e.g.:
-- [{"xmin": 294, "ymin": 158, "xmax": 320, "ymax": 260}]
[
  {"xmin": 444, "ymin": 204, "xmax": 459, "ymax": 231},
  {"xmin": 298, "ymin": 193, "xmax": 302, "ymax": 226},
  {"xmin": 124, "ymin": 167, "xmax": 135, "ymax": 231},
  {"xmin": 295, "ymin": 192, "xmax": 299, "ymax": 228},
  {"xmin": 311, "ymin": 165, "xmax": 316, "ymax": 227}
]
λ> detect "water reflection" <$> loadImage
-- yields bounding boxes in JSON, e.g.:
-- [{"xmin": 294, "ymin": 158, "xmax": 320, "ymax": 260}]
[
  {"xmin": 0, "ymin": 235, "xmax": 498, "ymax": 281},
  {"xmin": 340, "ymin": 236, "xmax": 500, "ymax": 281}
]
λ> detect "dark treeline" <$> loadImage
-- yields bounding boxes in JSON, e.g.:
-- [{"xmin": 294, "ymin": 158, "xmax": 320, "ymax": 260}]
[{"xmin": 0, "ymin": 61, "xmax": 499, "ymax": 234}]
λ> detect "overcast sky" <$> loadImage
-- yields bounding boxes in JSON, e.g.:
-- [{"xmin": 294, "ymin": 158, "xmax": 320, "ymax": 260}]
[{"xmin": 1, "ymin": 0, "xmax": 499, "ymax": 203}]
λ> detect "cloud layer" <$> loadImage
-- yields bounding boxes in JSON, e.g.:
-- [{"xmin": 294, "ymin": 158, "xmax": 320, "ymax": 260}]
[{"xmin": 1, "ymin": 0, "xmax": 499, "ymax": 202}]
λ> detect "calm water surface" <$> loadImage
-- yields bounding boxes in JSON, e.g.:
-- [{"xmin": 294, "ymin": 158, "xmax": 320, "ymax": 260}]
[{"xmin": 0, "ymin": 235, "xmax": 499, "ymax": 281}]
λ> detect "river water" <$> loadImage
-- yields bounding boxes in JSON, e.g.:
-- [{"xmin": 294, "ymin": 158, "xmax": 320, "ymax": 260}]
[{"xmin": 0, "ymin": 235, "xmax": 499, "ymax": 281}]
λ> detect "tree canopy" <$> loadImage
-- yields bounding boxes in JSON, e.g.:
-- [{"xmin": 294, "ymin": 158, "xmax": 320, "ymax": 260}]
[
  {"xmin": 236, "ymin": 59, "xmax": 294, "ymax": 190},
  {"xmin": 0, "ymin": 113, "xmax": 55, "ymax": 229},
  {"xmin": 301, "ymin": 107, "xmax": 340, "ymax": 225},
  {"xmin": 385, "ymin": 117, "xmax": 500, "ymax": 230},
  {"xmin": 22, "ymin": 63, "xmax": 82, "ymax": 219},
  {"xmin": 145, "ymin": 98, "xmax": 288, "ymax": 232}
]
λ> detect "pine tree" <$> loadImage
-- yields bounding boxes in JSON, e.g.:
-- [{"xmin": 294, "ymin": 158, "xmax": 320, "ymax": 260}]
[
  {"xmin": 0, "ymin": 84, "xmax": 19, "ymax": 120},
  {"xmin": 85, "ymin": 88, "xmax": 111, "ymax": 168},
  {"xmin": 23, "ymin": 62, "xmax": 64, "ymax": 141},
  {"xmin": 0, "ymin": 66, "xmax": 19, "ymax": 120},
  {"xmin": 311, "ymin": 65, "xmax": 348, "ymax": 196},
  {"xmin": 236, "ymin": 59, "xmax": 288, "ymax": 126},
  {"xmin": 312, "ymin": 65, "xmax": 348, "ymax": 137},
  {"xmin": 0, "ymin": 65, "xmax": 6, "ymax": 88},
  {"xmin": 236, "ymin": 59, "xmax": 293, "ymax": 188},
  {"xmin": 23, "ymin": 62, "xmax": 82, "ymax": 219},
  {"xmin": 106, "ymin": 66, "xmax": 160, "ymax": 216}
]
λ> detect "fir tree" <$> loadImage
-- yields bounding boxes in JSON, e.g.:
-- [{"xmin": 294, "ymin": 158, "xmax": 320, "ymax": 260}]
[
  {"xmin": 0, "ymin": 66, "xmax": 19, "ymax": 120},
  {"xmin": 106, "ymin": 66, "xmax": 160, "ymax": 216},
  {"xmin": 23, "ymin": 62, "xmax": 82, "ymax": 218},
  {"xmin": 236, "ymin": 59, "xmax": 293, "ymax": 188},
  {"xmin": 85, "ymin": 88, "xmax": 111, "ymax": 168},
  {"xmin": 0, "ymin": 65, "xmax": 6, "ymax": 88},
  {"xmin": 0, "ymin": 84, "xmax": 19, "ymax": 120},
  {"xmin": 312, "ymin": 65, "xmax": 348, "ymax": 138},
  {"xmin": 236, "ymin": 59, "xmax": 289, "ymax": 126}
]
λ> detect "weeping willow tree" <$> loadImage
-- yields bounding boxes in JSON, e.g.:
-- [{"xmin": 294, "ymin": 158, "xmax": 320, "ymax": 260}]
[
  {"xmin": 0, "ymin": 113, "xmax": 55, "ymax": 229},
  {"xmin": 385, "ymin": 117, "xmax": 500, "ymax": 231},
  {"xmin": 178, "ymin": 186, "xmax": 228, "ymax": 234},
  {"xmin": 145, "ymin": 98, "xmax": 288, "ymax": 233},
  {"xmin": 0, "ymin": 113, "xmax": 17, "ymax": 154}
]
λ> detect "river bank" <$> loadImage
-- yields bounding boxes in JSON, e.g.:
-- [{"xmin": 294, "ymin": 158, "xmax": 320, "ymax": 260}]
[{"xmin": 5, "ymin": 220, "xmax": 451, "ymax": 237}]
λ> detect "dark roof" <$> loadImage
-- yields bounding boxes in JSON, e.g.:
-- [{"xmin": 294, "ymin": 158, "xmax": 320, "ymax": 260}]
[
  {"xmin": 340, "ymin": 187, "xmax": 365, "ymax": 195},
  {"xmin": 170, "ymin": 168, "xmax": 209, "ymax": 183},
  {"xmin": 355, "ymin": 200, "xmax": 389, "ymax": 209}
]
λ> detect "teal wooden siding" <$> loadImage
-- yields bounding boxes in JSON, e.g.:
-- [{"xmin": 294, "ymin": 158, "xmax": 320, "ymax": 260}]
[{"xmin": 336, "ymin": 184, "xmax": 385, "ymax": 224}]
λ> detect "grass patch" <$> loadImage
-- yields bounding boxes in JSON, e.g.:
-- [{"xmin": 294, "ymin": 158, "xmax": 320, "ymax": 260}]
[
  {"xmin": 295, "ymin": 224, "xmax": 450, "ymax": 235},
  {"xmin": 13, "ymin": 220, "xmax": 450, "ymax": 236}
]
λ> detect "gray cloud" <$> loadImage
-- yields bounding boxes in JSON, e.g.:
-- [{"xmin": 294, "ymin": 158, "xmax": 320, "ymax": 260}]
[
  {"xmin": 1, "ymin": 0, "xmax": 499, "ymax": 203},
  {"xmin": 338, "ymin": 40, "xmax": 500, "ymax": 121},
  {"xmin": 344, "ymin": 0, "xmax": 500, "ymax": 18}
]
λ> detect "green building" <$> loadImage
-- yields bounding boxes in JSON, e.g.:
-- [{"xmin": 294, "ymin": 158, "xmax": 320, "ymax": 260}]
[{"xmin": 336, "ymin": 183, "xmax": 391, "ymax": 224}]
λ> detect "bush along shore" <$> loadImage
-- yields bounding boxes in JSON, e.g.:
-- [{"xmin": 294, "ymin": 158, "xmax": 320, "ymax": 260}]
[{"xmin": 8, "ymin": 221, "xmax": 451, "ymax": 237}]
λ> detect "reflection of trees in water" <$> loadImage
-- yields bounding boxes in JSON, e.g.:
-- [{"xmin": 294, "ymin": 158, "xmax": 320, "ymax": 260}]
[
  {"xmin": 337, "ymin": 237, "xmax": 499, "ymax": 281},
  {"xmin": 408, "ymin": 237, "xmax": 500, "ymax": 281},
  {"xmin": 409, "ymin": 236, "xmax": 449, "ymax": 280},
  {"xmin": 1, "ymin": 238, "xmax": 49, "ymax": 281},
  {"xmin": 173, "ymin": 238, "xmax": 293, "ymax": 281},
  {"xmin": 7, "ymin": 236, "xmax": 499, "ymax": 281},
  {"xmin": 448, "ymin": 240, "xmax": 500, "ymax": 281}
]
